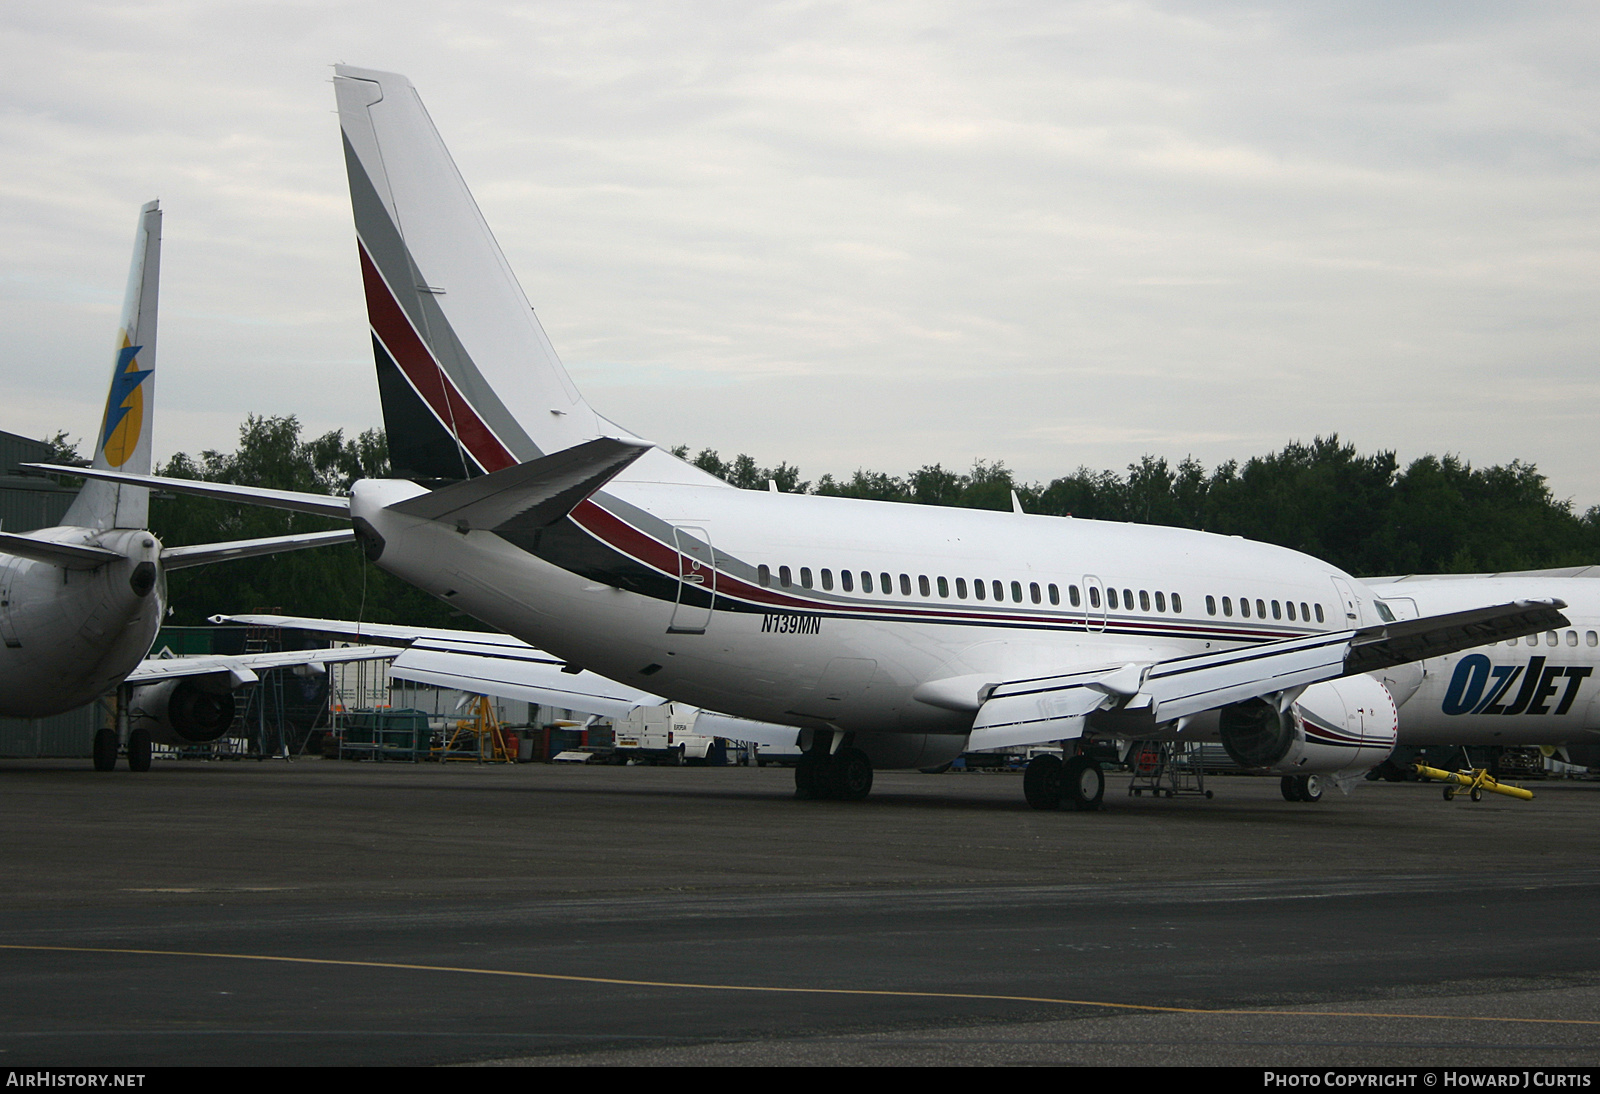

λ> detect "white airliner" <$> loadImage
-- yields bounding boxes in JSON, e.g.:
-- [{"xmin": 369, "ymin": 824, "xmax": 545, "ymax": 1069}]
[
  {"xmin": 1370, "ymin": 570, "xmax": 1600, "ymax": 765},
  {"xmin": 11, "ymin": 201, "xmax": 383, "ymax": 771},
  {"xmin": 50, "ymin": 69, "xmax": 1568, "ymax": 806}
]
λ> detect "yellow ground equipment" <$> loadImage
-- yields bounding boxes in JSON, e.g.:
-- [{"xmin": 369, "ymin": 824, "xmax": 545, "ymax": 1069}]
[
  {"xmin": 436, "ymin": 695, "xmax": 516, "ymax": 763},
  {"xmin": 1412, "ymin": 763, "xmax": 1534, "ymax": 802}
]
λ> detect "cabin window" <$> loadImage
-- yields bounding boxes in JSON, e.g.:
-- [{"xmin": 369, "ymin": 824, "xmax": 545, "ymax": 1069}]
[
  {"xmin": 974, "ymin": 579, "xmax": 986, "ymax": 601},
  {"xmin": 1256, "ymin": 599, "xmax": 1266, "ymax": 619},
  {"xmin": 937, "ymin": 576, "xmax": 949, "ymax": 597},
  {"xmin": 1271, "ymin": 600, "xmax": 1281, "ymax": 620},
  {"xmin": 1154, "ymin": 591, "xmax": 1165, "ymax": 612},
  {"xmin": 955, "ymin": 577, "xmax": 967, "ymax": 599},
  {"xmin": 1139, "ymin": 590, "xmax": 1150, "ymax": 612},
  {"xmin": 1122, "ymin": 589, "xmax": 1133, "ymax": 609},
  {"xmin": 1589, "ymin": 631, "xmax": 1598, "ymax": 647},
  {"xmin": 1222, "ymin": 597, "xmax": 1233, "ymax": 617},
  {"xmin": 1107, "ymin": 588, "xmax": 1119, "ymax": 610},
  {"xmin": 1089, "ymin": 586, "xmax": 1101, "ymax": 608},
  {"xmin": 1030, "ymin": 582, "xmax": 1041, "ymax": 604},
  {"xmin": 1240, "ymin": 598, "xmax": 1250, "ymax": 618},
  {"xmin": 1568, "ymin": 630, "xmax": 1578, "ymax": 646},
  {"xmin": 800, "ymin": 567, "xmax": 813, "ymax": 589},
  {"xmin": 1286, "ymin": 601, "xmax": 1296, "ymax": 621},
  {"xmin": 897, "ymin": 574, "xmax": 909, "ymax": 596},
  {"xmin": 821, "ymin": 569, "xmax": 833, "ymax": 591},
  {"xmin": 841, "ymin": 570, "xmax": 854, "ymax": 592},
  {"xmin": 994, "ymin": 580, "xmax": 1005, "ymax": 602},
  {"xmin": 860, "ymin": 571, "xmax": 873, "ymax": 593},
  {"xmin": 759, "ymin": 564, "xmax": 771, "ymax": 587},
  {"xmin": 779, "ymin": 566, "xmax": 792, "ymax": 588},
  {"xmin": 1068, "ymin": 585, "xmax": 1080, "ymax": 607},
  {"xmin": 881, "ymin": 573, "xmax": 893, "ymax": 595},
  {"xmin": 1171, "ymin": 593, "xmax": 1182, "ymax": 613},
  {"xmin": 1011, "ymin": 581, "xmax": 1023, "ymax": 603},
  {"xmin": 919, "ymin": 575, "xmax": 930, "ymax": 597},
  {"xmin": 1314, "ymin": 604, "xmax": 1324, "ymax": 623},
  {"xmin": 1207, "ymin": 595, "xmax": 1217, "ymax": 616},
  {"xmin": 1049, "ymin": 584, "xmax": 1061, "ymax": 606},
  {"xmin": 1547, "ymin": 631, "xmax": 1559, "ymax": 646}
]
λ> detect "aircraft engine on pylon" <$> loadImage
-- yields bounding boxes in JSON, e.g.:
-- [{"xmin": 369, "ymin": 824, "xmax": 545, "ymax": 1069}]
[
  {"xmin": 128, "ymin": 677, "xmax": 238, "ymax": 745},
  {"xmin": 1217, "ymin": 676, "xmax": 1398, "ymax": 778}
]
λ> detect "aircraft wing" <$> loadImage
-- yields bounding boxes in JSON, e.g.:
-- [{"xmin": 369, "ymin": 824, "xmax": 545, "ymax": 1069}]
[
  {"xmin": 216, "ymin": 614, "xmax": 667, "ymax": 719},
  {"xmin": 967, "ymin": 598, "xmax": 1568, "ymax": 752},
  {"xmin": 127, "ymin": 645, "xmax": 396, "ymax": 687}
]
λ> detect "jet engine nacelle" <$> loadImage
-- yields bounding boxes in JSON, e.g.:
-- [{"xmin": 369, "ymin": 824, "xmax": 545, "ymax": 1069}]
[
  {"xmin": 128, "ymin": 677, "xmax": 238, "ymax": 746},
  {"xmin": 1217, "ymin": 675, "xmax": 1398, "ymax": 777}
]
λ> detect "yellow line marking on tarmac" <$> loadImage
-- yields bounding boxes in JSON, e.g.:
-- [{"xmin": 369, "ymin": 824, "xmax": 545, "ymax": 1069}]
[{"xmin": 3, "ymin": 943, "xmax": 1597, "ymax": 1027}]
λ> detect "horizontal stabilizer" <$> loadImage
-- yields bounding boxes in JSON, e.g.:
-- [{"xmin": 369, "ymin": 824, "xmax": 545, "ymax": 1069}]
[
  {"xmin": 24, "ymin": 465, "xmax": 351, "ymax": 519},
  {"xmin": 384, "ymin": 437, "xmax": 652, "ymax": 533},
  {"xmin": 0, "ymin": 532, "xmax": 124, "ymax": 570},
  {"xmin": 162, "ymin": 529, "xmax": 355, "ymax": 570}
]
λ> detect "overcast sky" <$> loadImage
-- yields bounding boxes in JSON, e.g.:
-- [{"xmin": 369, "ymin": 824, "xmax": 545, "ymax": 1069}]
[{"xmin": 5, "ymin": 2, "xmax": 1599, "ymax": 507}]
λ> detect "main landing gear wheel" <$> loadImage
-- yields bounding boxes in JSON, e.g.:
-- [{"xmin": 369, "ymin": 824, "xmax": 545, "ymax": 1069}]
[
  {"xmin": 92, "ymin": 728, "xmax": 118, "ymax": 772},
  {"xmin": 1023, "ymin": 754, "xmax": 1063, "ymax": 811},
  {"xmin": 1061, "ymin": 756, "xmax": 1104, "ymax": 811},
  {"xmin": 126, "ymin": 728, "xmax": 152, "ymax": 773},
  {"xmin": 1281, "ymin": 774, "xmax": 1323, "ymax": 802},
  {"xmin": 795, "ymin": 748, "xmax": 874, "ymax": 801},
  {"xmin": 795, "ymin": 754, "xmax": 826, "ymax": 800},
  {"xmin": 830, "ymin": 747, "xmax": 874, "ymax": 802}
]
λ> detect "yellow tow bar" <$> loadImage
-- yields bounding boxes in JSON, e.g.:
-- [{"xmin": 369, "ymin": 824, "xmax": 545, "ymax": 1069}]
[{"xmin": 1412, "ymin": 763, "xmax": 1534, "ymax": 802}]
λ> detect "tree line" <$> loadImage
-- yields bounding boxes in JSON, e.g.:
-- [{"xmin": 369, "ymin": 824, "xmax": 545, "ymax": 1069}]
[
  {"xmin": 52, "ymin": 417, "xmax": 1594, "ymax": 625},
  {"xmin": 678, "ymin": 437, "xmax": 1600, "ymax": 578}
]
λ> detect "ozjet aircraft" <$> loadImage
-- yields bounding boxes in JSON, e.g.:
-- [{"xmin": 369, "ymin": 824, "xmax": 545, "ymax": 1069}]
[
  {"xmin": 1369, "ymin": 570, "xmax": 1600, "ymax": 766},
  {"xmin": 13, "ymin": 201, "xmax": 382, "ymax": 771},
  {"xmin": 51, "ymin": 69, "xmax": 1570, "ymax": 807}
]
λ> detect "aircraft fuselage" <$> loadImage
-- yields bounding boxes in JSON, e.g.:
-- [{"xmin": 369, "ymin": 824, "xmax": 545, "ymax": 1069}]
[
  {"xmin": 353, "ymin": 468, "xmax": 1379, "ymax": 768},
  {"xmin": 0, "ymin": 528, "xmax": 165, "ymax": 717}
]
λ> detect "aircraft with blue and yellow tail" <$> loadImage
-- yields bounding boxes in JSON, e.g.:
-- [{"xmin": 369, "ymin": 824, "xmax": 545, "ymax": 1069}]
[{"xmin": 6, "ymin": 201, "xmax": 387, "ymax": 771}]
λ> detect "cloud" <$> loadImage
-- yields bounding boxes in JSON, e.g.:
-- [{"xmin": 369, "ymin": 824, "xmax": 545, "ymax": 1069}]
[{"xmin": 3, "ymin": 0, "xmax": 1599, "ymax": 507}]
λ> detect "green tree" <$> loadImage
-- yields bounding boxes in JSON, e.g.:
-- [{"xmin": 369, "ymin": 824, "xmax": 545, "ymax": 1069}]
[{"xmin": 153, "ymin": 415, "xmax": 471, "ymax": 628}]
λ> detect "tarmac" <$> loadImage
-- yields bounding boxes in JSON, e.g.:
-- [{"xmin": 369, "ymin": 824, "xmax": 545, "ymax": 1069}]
[{"xmin": 2, "ymin": 757, "xmax": 1599, "ymax": 1067}]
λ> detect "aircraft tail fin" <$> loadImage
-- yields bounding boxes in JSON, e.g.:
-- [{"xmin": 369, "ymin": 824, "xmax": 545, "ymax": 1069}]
[
  {"xmin": 63, "ymin": 200, "xmax": 160, "ymax": 531},
  {"xmin": 333, "ymin": 66, "xmax": 621, "ymax": 484}
]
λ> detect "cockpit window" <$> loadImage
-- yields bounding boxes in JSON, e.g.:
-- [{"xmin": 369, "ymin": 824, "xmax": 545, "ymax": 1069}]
[{"xmin": 1374, "ymin": 600, "xmax": 1396, "ymax": 623}]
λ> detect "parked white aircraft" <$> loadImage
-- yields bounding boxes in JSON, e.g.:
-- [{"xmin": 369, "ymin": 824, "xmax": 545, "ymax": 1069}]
[
  {"xmin": 1370, "ymin": 569, "xmax": 1600, "ymax": 765},
  {"xmin": 52, "ymin": 70, "xmax": 1568, "ymax": 806},
  {"xmin": 11, "ymin": 201, "xmax": 376, "ymax": 771}
]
